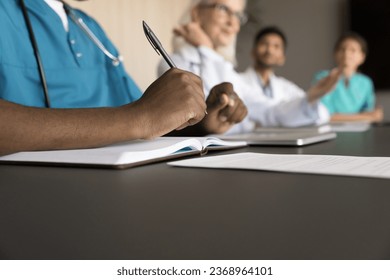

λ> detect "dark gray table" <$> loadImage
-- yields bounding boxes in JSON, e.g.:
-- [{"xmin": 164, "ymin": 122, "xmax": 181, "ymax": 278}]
[{"xmin": 1, "ymin": 127, "xmax": 390, "ymax": 260}]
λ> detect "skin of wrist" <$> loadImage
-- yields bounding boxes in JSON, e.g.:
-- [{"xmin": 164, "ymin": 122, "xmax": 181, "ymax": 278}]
[
  {"xmin": 307, "ymin": 88, "xmax": 320, "ymax": 103},
  {"xmin": 119, "ymin": 102, "xmax": 147, "ymax": 140}
]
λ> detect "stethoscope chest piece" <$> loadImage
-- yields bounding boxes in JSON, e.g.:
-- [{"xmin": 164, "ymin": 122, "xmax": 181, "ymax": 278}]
[{"xmin": 112, "ymin": 56, "xmax": 124, "ymax": 67}]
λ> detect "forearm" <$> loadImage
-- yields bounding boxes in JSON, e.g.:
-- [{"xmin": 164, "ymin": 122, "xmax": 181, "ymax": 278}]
[
  {"xmin": 307, "ymin": 87, "xmax": 326, "ymax": 103},
  {"xmin": 246, "ymin": 97, "xmax": 320, "ymax": 127},
  {"xmin": 330, "ymin": 111, "xmax": 380, "ymax": 122},
  {"xmin": 307, "ymin": 69, "xmax": 342, "ymax": 103},
  {"xmin": 0, "ymin": 101, "xmax": 141, "ymax": 155}
]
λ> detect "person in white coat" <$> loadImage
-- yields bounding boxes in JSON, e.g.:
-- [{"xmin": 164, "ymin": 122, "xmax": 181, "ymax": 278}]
[
  {"xmin": 240, "ymin": 26, "xmax": 342, "ymax": 128},
  {"xmin": 158, "ymin": 0, "xmax": 340, "ymax": 131}
]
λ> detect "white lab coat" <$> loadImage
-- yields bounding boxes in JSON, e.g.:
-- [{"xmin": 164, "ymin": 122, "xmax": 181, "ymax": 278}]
[{"xmin": 158, "ymin": 44, "xmax": 329, "ymax": 133}]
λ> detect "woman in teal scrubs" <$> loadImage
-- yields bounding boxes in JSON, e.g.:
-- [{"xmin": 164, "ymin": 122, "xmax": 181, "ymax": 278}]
[{"xmin": 313, "ymin": 33, "xmax": 383, "ymax": 122}]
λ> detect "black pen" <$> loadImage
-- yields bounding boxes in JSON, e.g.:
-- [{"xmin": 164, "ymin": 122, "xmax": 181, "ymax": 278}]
[
  {"xmin": 142, "ymin": 20, "xmax": 207, "ymax": 115},
  {"xmin": 143, "ymin": 21, "xmax": 176, "ymax": 68}
]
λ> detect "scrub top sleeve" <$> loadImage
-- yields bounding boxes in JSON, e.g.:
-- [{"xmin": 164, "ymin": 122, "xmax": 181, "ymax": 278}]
[
  {"xmin": 0, "ymin": 18, "xmax": 3, "ymax": 64},
  {"xmin": 320, "ymin": 94, "xmax": 335, "ymax": 115},
  {"xmin": 124, "ymin": 74, "xmax": 143, "ymax": 100},
  {"xmin": 0, "ymin": 38, "xmax": 2, "ymax": 64}
]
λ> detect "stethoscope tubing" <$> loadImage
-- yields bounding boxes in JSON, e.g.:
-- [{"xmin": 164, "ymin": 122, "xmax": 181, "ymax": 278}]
[{"xmin": 19, "ymin": 0, "xmax": 123, "ymax": 107}]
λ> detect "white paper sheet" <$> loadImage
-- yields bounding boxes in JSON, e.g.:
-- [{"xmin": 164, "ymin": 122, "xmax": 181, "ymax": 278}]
[
  {"xmin": 169, "ymin": 152, "xmax": 390, "ymax": 179},
  {"xmin": 330, "ymin": 122, "xmax": 371, "ymax": 132}
]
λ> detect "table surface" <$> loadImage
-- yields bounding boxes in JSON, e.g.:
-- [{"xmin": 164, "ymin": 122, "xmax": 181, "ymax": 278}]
[{"xmin": 1, "ymin": 127, "xmax": 390, "ymax": 260}]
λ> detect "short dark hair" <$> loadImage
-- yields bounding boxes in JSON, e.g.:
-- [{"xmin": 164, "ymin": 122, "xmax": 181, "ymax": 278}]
[
  {"xmin": 334, "ymin": 32, "xmax": 368, "ymax": 55},
  {"xmin": 253, "ymin": 26, "xmax": 288, "ymax": 50}
]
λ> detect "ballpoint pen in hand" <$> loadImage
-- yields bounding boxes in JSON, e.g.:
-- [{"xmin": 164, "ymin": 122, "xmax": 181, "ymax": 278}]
[
  {"xmin": 142, "ymin": 20, "xmax": 207, "ymax": 114},
  {"xmin": 143, "ymin": 21, "xmax": 176, "ymax": 68}
]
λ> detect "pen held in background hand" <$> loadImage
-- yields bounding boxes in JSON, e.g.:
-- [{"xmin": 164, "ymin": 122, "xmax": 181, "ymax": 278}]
[{"xmin": 142, "ymin": 20, "xmax": 207, "ymax": 114}]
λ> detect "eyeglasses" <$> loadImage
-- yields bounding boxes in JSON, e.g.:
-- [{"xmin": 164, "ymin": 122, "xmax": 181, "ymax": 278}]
[{"xmin": 200, "ymin": 3, "xmax": 248, "ymax": 25}]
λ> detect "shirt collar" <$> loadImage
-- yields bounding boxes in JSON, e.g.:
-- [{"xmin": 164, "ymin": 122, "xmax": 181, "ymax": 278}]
[
  {"xmin": 254, "ymin": 69, "xmax": 276, "ymax": 88},
  {"xmin": 23, "ymin": 0, "xmax": 49, "ymax": 15}
]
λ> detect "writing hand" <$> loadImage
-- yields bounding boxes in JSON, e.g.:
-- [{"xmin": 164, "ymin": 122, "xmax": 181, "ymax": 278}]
[{"xmin": 132, "ymin": 68, "xmax": 207, "ymax": 139}]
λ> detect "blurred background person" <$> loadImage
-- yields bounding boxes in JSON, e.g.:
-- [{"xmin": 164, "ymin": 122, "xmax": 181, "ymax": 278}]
[
  {"xmin": 158, "ymin": 0, "xmax": 246, "ymax": 95},
  {"xmin": 240, "ymin": 26, "xmax": 339, "ymax": 127},
  {"xmin": 313, "ymin": 33, "xmax": 384, "ymax": 123},
  {"xmin": 158, "ymin": 1, "xmax": 339, "ymax": 130}
]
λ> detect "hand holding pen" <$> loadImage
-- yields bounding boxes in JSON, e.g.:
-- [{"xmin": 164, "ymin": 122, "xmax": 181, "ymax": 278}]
[
  {"xmin": 143, "ymin": 21, "xmax": 207, "ymax": 115},
  {"xmin": 143, "ymin": 21, "xmax": 177, "ymax": 68},
  {"xmin": 143, "ymin": 21, "xmax": 247, "ymax": 135}
]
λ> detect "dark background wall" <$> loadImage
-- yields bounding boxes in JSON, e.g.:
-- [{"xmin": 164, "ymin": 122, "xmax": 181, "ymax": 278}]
[{"xmin": 350, "ymin": 0, "xmax": 390, "ymax": 90}]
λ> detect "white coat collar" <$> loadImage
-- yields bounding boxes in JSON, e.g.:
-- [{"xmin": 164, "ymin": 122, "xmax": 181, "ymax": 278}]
[{"xmin": 177, "ymin": 42, "xmax": 225, "ymax": 65}]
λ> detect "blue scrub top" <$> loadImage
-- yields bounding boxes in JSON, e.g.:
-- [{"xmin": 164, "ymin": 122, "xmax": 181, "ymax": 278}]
[
  {"xmin": 0, "ymin": 0, "xmax": 142, "ymax": 108},
  {"xmin": 314, "ymin": 70, "xmax": 375, "ymax": 115}
]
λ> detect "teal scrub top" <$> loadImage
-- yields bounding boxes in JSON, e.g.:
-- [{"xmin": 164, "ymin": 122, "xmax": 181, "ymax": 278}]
[
  {"xmin": 314, "ymin": 70, "xmax": 375, "ymax": 115},
  {"xmin": 0, "ymin": 0, "xmax": 142, "ymax": 108}
]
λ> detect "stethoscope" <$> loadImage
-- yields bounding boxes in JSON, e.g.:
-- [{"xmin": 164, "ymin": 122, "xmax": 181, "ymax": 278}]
[{"xmin": 20, "ymin": 0, "xmax": 123, "ymax": 108}]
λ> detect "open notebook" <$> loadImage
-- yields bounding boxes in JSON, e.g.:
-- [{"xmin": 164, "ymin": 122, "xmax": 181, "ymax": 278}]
[{"xmin": 0, "ymin": 137, "xmax": 247, "ymax": 169}]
